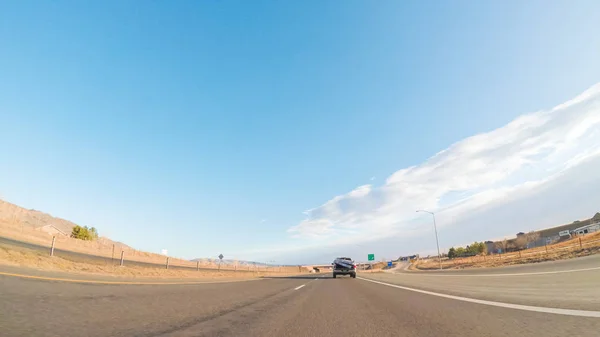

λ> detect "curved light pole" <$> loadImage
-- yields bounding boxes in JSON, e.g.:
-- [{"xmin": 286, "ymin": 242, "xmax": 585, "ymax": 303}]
[{"xmin": 416, "ymin": 210, "xmax": 442, "ymax": 270}]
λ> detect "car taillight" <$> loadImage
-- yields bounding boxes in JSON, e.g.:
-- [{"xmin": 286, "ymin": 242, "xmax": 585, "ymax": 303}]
[{"xmin": 353, "ymin": 264, "xmax": 357, "ymax": 269}]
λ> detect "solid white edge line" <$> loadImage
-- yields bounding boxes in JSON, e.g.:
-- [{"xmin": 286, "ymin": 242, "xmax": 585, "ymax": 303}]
[
  {"xmin": 357, "ymin": 277, "xmax": 600, "ymax": 318},
  {"xmin": 400, "ymin": 266, "xmax": 600, "ymax": 277},
  {"xmin": 294, "ymin": 284, "xmax": 306, "ymax": 290}
]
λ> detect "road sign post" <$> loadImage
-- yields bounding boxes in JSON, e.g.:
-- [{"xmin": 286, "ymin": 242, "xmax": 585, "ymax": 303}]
[
  {"xmin": 368, "ymin": 254, "xmax": 375, "ymax": 271},
  {"xmin": 218, "ymin": 254, "xmax": 224, "ymax": 271}
]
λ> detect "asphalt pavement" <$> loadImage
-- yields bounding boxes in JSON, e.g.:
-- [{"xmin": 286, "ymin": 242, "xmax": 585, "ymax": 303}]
[{"xmin": 1, "ymin": 257, "xmax": 599, "ymax": 337}]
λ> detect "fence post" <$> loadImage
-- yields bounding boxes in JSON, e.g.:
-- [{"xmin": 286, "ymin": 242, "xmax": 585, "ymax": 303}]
[
  {"xmin": 166, "ymin": 257, "xmax": 169, "ymax": 270},
  {"xmin": 196, "ymin": 260, "xmax": 200, "ymax": 271},
  {"xmin": 111, "ymin": 244, "xmax": 115, "ymax": 265},
  {"xmin": 545, "ymin": 243, "xmax": 548, "ymax": 254},
  {"xmin": 234, "ymin": 264, "xmax": 237, "ymax": 272},
  {"xmin": 50, "ymin": 236, "xmax": 56, "ymax": 257},
  {"xmin": 120, "ymin": 251, "xmax": 125, "ymax": 266},
  {"xmin": 518, "ymin": 250, "xmax": 521, "ymax": 258}
]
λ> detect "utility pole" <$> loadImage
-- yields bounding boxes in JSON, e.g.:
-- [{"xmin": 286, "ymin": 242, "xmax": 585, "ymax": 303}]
[{"xmin": 417, "ymin": 210, "xmax": 442, "ymax": 270}]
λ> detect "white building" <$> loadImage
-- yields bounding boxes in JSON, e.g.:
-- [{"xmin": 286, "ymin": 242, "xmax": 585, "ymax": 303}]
[
  {"xmin": 39, "ymin": 224, "xmax": 69, "ymax": 236},
  {"xmin": 571, "ymin": 223, "xmax": 600, "ymax": 235}
]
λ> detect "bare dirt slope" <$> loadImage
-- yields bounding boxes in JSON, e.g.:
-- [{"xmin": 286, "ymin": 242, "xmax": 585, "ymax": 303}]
[
  {"xmin": 416, "ymin": 231, "xmax": 600, "ymax": 270},
  {"xmin": 0, "ymin": 199, "xmax": 134, "ymax": 256},
  {"xmin": 0, "ymin": 199, "xmax": 300, "ymax": 275},
  {"xmin": 0, "ymin": 199, "xmax": 78, "ymax": 234}
]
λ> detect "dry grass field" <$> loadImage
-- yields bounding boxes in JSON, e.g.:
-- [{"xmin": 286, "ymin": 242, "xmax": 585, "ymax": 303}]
[
  {"xmin": 415, "ymin": 231, "xmax": 600, "ymax": 270},
  {"xmin": 0, "ymin": 243, "xmax": 305, "ymax": 279},
  {"xmin": 0, "ymin": 200, "xmax": 300, "ymax": 275}
]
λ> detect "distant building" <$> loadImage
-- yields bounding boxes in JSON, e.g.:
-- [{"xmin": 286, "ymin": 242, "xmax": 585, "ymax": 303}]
[
  {"xmin": 488, "ymin": 218, "xmax": 600, "ymax": 252},
  {"xmin": 484, "ymin": 241, "xmax": 495, "ymax": 254},
  {"xmin": 572, "ymin": 223, "xmax": 600, "ymax": 235},
  {"xmin": 39, "ymin": 224, "xmax": 69, "ymax": 236}
]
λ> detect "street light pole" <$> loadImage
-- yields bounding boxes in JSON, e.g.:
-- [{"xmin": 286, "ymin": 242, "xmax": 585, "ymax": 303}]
[{"xmin": 416, "ymin": 210, "xmax": 442, "ymax": 270}]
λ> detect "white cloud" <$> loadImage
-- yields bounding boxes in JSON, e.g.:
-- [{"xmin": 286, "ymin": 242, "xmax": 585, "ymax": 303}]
[
  {"xmin": 287, "ymin": 218, "xmax": 336, "ymax": 239},
  {"xmin": 287, "ymin": 83, "xmax": 600, "ymax": 246}
]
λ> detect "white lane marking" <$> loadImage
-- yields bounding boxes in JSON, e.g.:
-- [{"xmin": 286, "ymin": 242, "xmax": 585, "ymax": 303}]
[
  {"xmin": 357, "ymin": 277, "xmax": 600, "ymax": 318},
  {"xmin": 401, "ymin": 266, "xmax": 600, "ymax": 277},
  {"xmin": 294, "ymin": 284, "xmax": 306, "ymax": 290}
]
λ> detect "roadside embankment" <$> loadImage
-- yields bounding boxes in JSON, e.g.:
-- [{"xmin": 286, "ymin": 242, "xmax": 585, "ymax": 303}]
[{"xmin": 415, "ymin": 232, "xmax": 600, "ymax": 270}]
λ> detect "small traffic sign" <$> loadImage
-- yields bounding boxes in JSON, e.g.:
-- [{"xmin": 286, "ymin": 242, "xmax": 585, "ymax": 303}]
[
  {"xmin": 218, "ymin": 254, "xmax": 224, "ymax": 260},
  {"xmin": 368, "ymin": 254, "xmax": 375, "ymax": 261},
  {"xmin": 387, "ymin": 261, "xmax": 393, "ymax": 267}
]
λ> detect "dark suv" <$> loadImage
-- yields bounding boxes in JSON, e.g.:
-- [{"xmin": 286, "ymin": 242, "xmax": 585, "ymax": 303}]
[{"xmin": 332, "ymin": 257, "xmax": 356, "ymax": 278}]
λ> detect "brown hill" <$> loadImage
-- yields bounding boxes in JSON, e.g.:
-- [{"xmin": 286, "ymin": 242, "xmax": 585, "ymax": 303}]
[
  {"xmin": 0, "ymin": 199, "xmax": 78, "ymax": 234},
  {"xmin": 0, "ymin": 199, "xmax": 131, "ymax": 250}
]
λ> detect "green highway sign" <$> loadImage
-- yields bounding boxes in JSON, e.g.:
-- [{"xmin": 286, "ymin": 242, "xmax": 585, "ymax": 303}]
[{"xmin": 368, "ymin": 254, "xmax": 375, "ymax": 261}]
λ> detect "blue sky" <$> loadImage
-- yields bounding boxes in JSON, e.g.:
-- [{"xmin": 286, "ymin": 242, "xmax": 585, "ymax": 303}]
[{"xmin": 1, "ymin": 1, "xmax": 600, "ymax": 264}]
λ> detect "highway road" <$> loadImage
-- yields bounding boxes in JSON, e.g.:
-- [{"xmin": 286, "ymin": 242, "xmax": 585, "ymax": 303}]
[{"xmin": 1, "ymin": 257, "xmax": 600, "ymax": 337}]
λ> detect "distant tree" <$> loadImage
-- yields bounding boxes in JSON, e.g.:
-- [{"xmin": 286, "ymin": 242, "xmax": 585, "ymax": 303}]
[
  {"xmin": 71, "ymin": 225, "xmax": 85, "ymax": 240},
  {"xmin": 71, "ymin": 226, "xmax": 81, "ymax": 239},
  {"xmin": 89, "ymin": 227, "xmax": 99, "ymax": 240},
  {"xmin": 476, "ymin": 242, "xmax": 486, "ymax": 254},
  {"xmin": 506, "ymin": 240, "xmax": 517, "ymax": 251},
  {"xmin": 501, "ymin": 239, "xmax": 509, "ymax": 252},
  {"xmin": 525, "ymin": 231, "xmax": 540, "ymax": 247},
  {"xmin": 448, "ymin": 247, "xmax": 457, "ymax": 259},
  {"xmin": 455, "ymin": 247, "xmax": 466, "ymax": 257},
  {"xmin": 515, "ymin": 236, "xmax": 528, "ymax": 250},
  {"xmin": 70, "ymin": 225, "xmax": 97, "ymax": 241}
]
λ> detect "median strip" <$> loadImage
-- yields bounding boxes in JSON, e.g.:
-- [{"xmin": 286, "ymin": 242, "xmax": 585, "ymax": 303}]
[{"xmin": 357, "ymin": 277, "xmax": 600, "ymax": 318}]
